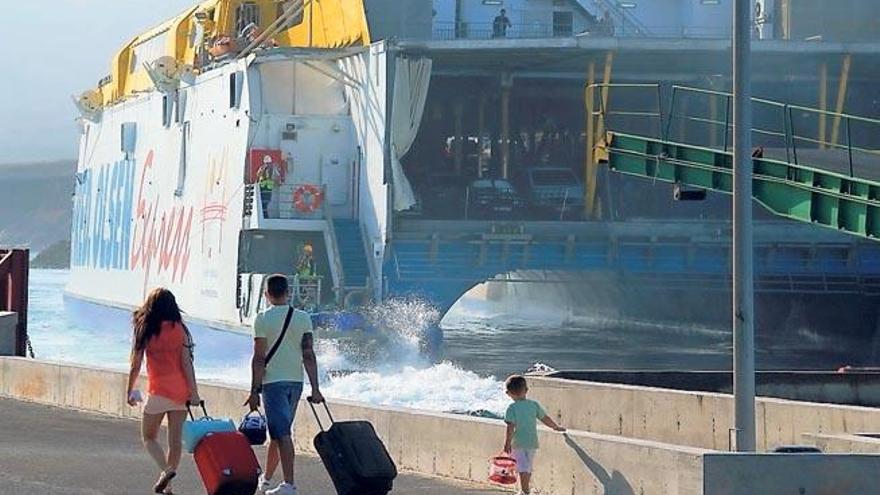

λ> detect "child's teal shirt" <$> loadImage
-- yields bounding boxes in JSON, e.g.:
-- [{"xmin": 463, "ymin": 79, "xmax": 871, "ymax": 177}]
[{"xmin": 504, "ymin": 398, "xmax": 546, "ymax": 449}]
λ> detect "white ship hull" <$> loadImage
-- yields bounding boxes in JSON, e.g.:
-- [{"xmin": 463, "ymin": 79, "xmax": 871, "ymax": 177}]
[{"xmin": 68, "ymin": 45, "xmax": 397, "ymax": 334}]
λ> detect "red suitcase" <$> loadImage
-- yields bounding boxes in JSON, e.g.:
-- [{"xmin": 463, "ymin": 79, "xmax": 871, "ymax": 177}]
[{"xmin": 193, "ymin": 431, "xmax": 261, "ymax": 495}]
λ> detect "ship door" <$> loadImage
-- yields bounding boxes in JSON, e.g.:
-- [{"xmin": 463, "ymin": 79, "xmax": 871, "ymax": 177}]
[{"xmin": 321, "ymin": 153, "xmax": 350, "ymax": 214}]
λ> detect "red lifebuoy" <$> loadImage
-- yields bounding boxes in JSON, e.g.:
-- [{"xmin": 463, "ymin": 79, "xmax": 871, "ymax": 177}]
[{"xmin": 293, "ymin": 184, "xmax": 324, "ymax": 213}]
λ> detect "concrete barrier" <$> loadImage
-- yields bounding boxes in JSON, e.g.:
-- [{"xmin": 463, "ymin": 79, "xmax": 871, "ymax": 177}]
[
  {"xmin": 0, "ymin": 312, "xmax": 16, "ymax": 356},
  {"xmin": 0, "ymin": 358, "xmax": 707, "ymax": 494},
  {"xmin": 4, "ymin": 358, "xmax": 879, "ymax": 494},
  {"xmin": 703, "ymin": 453, "xmax": 880, "ymax": 495},
  {"xmin": 528, "ymin": 375, "xmax": 880, "ymax": 451},
  {"xmin": 542, "ymin": 370, "xmax": 880, "ymax": 407},
  {"xmin": 802, "ymin": 432, "xmax": 880, "ymax": 454}
]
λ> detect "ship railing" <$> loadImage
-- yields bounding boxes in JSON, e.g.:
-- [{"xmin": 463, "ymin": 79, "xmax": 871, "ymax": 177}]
[
  {"xmin": 322, "ymin": 185, "xmax": 347, "ymax": 305},
  {"xmin": 289, "ymin": 274, "xmax": 322, "ymax": 311},
  {"xmin": 587, "ymin": 83, "xmax": 880, "ymax": 181},
  {"xmin": 253, "ymin": 183, "xmax": 328, "ymax": 220}
]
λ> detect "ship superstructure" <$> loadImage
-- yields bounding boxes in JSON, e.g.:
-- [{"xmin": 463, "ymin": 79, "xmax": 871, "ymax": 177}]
[{"xmin": 68, "ymin": 0, "xmax": 423, "ymax": 332}]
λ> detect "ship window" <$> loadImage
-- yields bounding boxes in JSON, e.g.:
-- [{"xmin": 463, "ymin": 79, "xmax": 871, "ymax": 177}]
[
  {"xmin": 230, "ymin": 71, "xmax": 244, "ymax": 109},
  {"xmin": 121, "ymin": 122, "xmax": 137, "ymax": 158},
  {"xmin": 553, "ymin": 11, "xmax": 574, "ymax": 37},
  {"xmin": 162, "ymin": 95, "xmax": 172, "ymax": 127},
  {"xmin": 236, "ymin": 2, "xmax": 261, "ymax": 36},
  {"xmin": 176, "ymin": 121, "xmax": 191, "ymax": 196},
  {"xmin": 176, "ymin": 90, "xmax": 187, "ymax": 123}
]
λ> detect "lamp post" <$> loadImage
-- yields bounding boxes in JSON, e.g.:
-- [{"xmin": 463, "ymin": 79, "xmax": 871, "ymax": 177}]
[{"xmin": 732, "ymin": 0, "xmax": 756, "ymax": 452}]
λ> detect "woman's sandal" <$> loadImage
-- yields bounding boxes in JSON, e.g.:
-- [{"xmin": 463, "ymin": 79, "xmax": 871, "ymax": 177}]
[{"xmin": 153, "ymin": 470, "xmax": 176, "ymax": 494}]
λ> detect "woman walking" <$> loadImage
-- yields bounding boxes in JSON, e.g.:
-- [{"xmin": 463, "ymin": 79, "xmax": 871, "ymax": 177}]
[{"xmin": 127, "ymin": 288, "xmax": 200, "ymax": 494}]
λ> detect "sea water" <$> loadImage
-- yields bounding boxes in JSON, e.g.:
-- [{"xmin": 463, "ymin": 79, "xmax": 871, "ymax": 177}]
[
  {"xmin": 28, "ymin": 270, "xmax": 846, "ymax": 418},
  {"xmin": 28, "ymin": 270, "xmax": 511, "ymax": 416}
]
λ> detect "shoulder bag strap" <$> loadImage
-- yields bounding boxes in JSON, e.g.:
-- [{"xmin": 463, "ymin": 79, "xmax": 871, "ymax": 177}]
[{"xmin": 265, "ymin": 307, "xmax": 294, "ymax": 367}]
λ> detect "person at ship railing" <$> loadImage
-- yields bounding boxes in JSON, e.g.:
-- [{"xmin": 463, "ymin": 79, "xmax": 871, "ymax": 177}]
[
  {"xmin": 295, "ymin": 243, "xmax": 316, "ymax": 280},
  {"xmin": 126, "ymin": 288, "xmax": 201, "ymax": 495},
  {"xmin": 293, "ymin": 243, "xmax": 319, "ymax": 309},
  {"xmin": 246, "ymin": 274, "xmax": 323, "ymax": 495},
  {"xmin": 257, "ymin": 155, "xmax": 282, "ymax": 218}
]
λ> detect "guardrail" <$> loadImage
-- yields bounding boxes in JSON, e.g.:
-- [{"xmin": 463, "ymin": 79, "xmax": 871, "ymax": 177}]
[
  {"xmin": 587, "ymin": 83, "xmax": 880, "ymax": 181},
  {"xmin": 251, "ymin": 183, "xmax": 327, "ymax": 220},
  {"xmin": 322, "ymin": 187, "xmax": 346, "ymax": 304}
]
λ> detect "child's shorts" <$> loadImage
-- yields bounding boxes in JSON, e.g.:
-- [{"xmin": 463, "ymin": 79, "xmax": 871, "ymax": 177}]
[{"xmin": 511, "ymin": 448, "xmax": 537, "ymax": 473}]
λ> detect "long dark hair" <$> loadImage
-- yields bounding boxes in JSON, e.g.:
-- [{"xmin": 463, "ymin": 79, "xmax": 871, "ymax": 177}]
[{"xmin": 132, "ymin": 288, "xmax": 183, "ymax": 351}]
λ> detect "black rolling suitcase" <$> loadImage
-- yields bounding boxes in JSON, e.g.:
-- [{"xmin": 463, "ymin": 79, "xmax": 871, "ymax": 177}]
[{"xmin": 309, "ymin": 399, "xmax": 397, "ymax": 495}]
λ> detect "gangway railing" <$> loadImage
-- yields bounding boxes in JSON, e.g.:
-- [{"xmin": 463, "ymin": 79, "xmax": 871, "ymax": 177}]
[
  {"xmin": 586, "ymin": 83, "xmax": 880, "ymax": 240},
  {"xmin": 322, "ymin": 185, "xmax": 347, "ymax": 306}
]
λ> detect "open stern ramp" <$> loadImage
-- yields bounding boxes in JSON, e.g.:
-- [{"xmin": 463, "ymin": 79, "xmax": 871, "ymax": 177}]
[{"xmin": 591, "ymin": 84, "xmax": 880, "ymax": 240}]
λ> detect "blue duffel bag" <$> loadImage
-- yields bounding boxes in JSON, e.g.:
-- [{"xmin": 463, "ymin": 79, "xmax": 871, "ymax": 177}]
[{"xmin": 183, "ymin": 401, "xmax": 236, "ymax": 453}]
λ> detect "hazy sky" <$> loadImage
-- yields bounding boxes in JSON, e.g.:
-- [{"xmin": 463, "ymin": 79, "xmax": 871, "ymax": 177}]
[{"xmin": 0, "ymin": 1, "xmax": 197, "ymax": 164}]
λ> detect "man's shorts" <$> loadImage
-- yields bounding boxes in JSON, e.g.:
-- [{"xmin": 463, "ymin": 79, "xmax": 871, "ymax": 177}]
[
  {"xmin": 511, "ymin": 448, "xmax": 537, "ymax": 474},
  {"xmin": 262, "ymin": 381, "xmax": 304, "ymax": 440}
]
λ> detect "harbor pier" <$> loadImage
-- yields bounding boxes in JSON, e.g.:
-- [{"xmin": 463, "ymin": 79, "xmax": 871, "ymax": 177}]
[
  {"xmin": 3, "ymin": 357, "xmax": 880, "ymax": 494},
  {"xmin": 0, "ymin": 397, "xmax": 499, "ymax": 495}
]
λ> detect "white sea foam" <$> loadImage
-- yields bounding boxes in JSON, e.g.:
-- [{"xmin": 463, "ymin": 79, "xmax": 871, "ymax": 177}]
[{"xmin": 28, "ymin": 270, "xmax": 508, "ymax": 416}]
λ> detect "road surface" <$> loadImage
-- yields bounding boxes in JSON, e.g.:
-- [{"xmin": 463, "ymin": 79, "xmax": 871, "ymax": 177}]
[{"xmin": 0, "ymin": 398, "xmax": 504, "ymax": 495}]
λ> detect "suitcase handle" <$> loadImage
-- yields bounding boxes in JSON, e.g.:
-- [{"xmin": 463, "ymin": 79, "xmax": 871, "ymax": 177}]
[
  {"xmin": 186, "ymin": 400, "xmax": 211, "ymax": 421},
  {"xmin": 307, "ymin": 398, "xmax": 334, "ymax": 432}
]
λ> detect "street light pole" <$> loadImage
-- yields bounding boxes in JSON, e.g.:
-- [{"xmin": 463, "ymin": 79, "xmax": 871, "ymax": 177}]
[{"xmin": 732, "ymin": 0, "xmax": 756, "ymax": 452}]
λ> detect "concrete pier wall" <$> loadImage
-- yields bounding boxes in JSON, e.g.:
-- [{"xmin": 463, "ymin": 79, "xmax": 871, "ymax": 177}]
[
  {"xmin": 802, "ymin": 433, "xmax": 880, "ymax": 454},
  {"xmin": 0, "ymin": 358, "xmax": 707, "ymax": 494},
  {"xmin": 542, "ymin": 370, "xmax": 880, "ymax": 407},
  {"xmin": 528, "ymin": 376, "xmax": 880, "ymax": 451},
  {"xmin": 702, "ymin": 453, "xmax": 880, "ymax": 494},
  {"xmin": 4, "ymin": 358, "xmax": 880, "ymax": 494}
]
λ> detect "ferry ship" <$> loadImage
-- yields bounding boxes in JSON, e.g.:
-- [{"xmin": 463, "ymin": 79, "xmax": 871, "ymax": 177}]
[
  {"xmin": 67, "ymin": 0, "xmax": 415, "ymax": 333},
  {"xmin": 67, "ymin": 0, "xmax": 880, "ymax": 363}
]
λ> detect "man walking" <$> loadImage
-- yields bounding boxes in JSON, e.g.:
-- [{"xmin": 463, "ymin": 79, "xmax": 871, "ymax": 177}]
[{"xmin": 246, "ymin": 274, "xmax": 323, "ymax": 495}]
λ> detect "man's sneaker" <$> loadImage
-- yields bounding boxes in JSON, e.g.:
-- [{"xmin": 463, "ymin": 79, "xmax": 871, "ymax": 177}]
[
  {"xmin": 266, "ymin": 482, "xmax": 296, "ymax": 495},
  {"xmin": 257, "ymin": 474, "xmax": 274, "ymax": 494}
]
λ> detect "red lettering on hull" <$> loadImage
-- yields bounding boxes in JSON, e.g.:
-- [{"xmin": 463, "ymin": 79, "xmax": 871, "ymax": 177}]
[{"xmin": 129, "ymin": 150, "xmax": 194, "ymax": 291}]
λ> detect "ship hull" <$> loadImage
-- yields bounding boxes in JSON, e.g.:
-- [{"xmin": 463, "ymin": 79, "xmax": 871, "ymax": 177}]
[{"xmin": 493, "ymin": 270, "xmax": 880, "ymax": 366}]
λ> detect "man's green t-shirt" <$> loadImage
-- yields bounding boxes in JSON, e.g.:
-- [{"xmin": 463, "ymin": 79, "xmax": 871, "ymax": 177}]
[
  {"xmin": 504, "ymin": 399, "xmax": 547, "ymax": 450},
  {"xmin": 253, "ymin": 304, "xmax": 313, "ymax": 384}
]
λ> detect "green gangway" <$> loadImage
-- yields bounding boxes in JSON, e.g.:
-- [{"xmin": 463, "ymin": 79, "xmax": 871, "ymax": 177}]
[{"xmin": 589, "ymin": 84, "xmax": 880, "ymax": 240}]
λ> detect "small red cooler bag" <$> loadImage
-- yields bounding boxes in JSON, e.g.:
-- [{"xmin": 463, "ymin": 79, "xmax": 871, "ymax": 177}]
[{"xmin": 488, "ymin": 454, "xmax": 518, "ymax": 485}]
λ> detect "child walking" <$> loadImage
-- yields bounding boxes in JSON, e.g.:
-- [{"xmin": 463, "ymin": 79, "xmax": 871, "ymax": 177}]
[{"xmin": 502, "ymin": 375, "xmax": 565, "ymax": 495}]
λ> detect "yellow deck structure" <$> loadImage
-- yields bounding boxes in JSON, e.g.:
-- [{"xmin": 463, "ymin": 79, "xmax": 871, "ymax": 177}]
[{"xmin": 94, "ymin": 0, "xmax": 370, "ymax": 105}]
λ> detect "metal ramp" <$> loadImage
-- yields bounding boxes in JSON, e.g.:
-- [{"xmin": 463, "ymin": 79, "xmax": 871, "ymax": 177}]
[{"xmin": 589, "ymin": 84, "xmax": 880, "ymax": 240}]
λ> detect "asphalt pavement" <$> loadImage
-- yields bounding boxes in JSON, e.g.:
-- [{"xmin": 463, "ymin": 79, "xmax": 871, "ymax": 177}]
[{"xmin": 0, "ymin": 398, "xmax": 504, "ymax": 495}]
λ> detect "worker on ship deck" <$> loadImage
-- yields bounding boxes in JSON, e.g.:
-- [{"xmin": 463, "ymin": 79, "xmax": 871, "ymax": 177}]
[
  {"xmin": 257, "ymin": 155, "xmax": 281, "ymax": 218},
  {"xmin": 296, "ymin": 243, "xmax": 317, "ymax": 280},
  {"xmin": 294, "ymin": 243, "xmax": 319, "ymax": 309}
]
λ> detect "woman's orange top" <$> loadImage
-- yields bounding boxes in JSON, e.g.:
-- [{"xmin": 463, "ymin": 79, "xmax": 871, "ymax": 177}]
[{"xmin": 145, "ymin": 321, "xmax": 191, "ymax": 404}]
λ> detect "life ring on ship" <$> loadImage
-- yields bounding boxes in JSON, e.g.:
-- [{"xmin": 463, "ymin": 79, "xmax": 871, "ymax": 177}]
[{"xmin": 293, "ymin": 184, "xmax": 324, "ymax": 213}]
